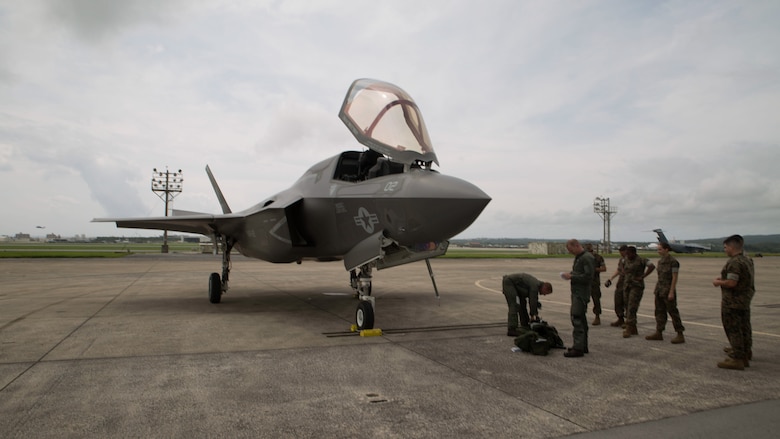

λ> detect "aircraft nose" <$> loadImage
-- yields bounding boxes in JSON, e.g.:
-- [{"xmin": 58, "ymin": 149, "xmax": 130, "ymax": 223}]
[{"xmin": 389, "ymin": 172, "xmax": 490, "ymax": 244}]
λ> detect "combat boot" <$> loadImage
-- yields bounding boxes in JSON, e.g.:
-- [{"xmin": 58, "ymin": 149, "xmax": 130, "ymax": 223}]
[
  {"xmin": 717, "ymin": 357, "xmax": 745, "ymax": 371},
  {"xmin": 622, "ymin": 324, "xmax": 635, "ymax": 338},
  {"xmin": 610, "ymin": 317, "xmax": 624, "ymax": 327},
  {"xmin": 670, "ymin": 332, "xmax": 685, "ymax": 344},
  {"xmin": 645, "ymin": 331, "xmax": 663, "ymax": 341},
  {"xmin": 630, "ymin": 324, "xmax": 638, "ymax": 335},
  {"xmin": 724, "ymin": 347, "xmax": 752, "ymax": 360},
  {"xmin": 592, "ymin": 315, "xmax": 601, "ymax": 326}
]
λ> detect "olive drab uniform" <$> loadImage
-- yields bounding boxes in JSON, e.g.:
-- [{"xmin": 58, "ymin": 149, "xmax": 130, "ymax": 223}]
[
  {"xmin": 720, "ymin": 253, "xmax": 755, "ymax": 362},
  {"xmin": 653, "ymin": 254, "xmax": 685, "ymax": 334},
  {"xmin": 615, "ymin": 257, "xmax": 627, "ymax": 322},
  {"xmin": 623, "ymin": 255, "xmax": 652, "ymax": 334},
  {"xmin": 503, "ymin": 273, "xmax": 544, "ymax": 330},
  {"xmin": 570, "ymin": 250, "xmax": 595, "ymax": 352},
  {"xmin": 591, "ymin": 252, "xmax": 605, "ymax": 318}
]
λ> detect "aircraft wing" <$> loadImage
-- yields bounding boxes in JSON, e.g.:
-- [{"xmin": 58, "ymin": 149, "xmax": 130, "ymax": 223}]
[
  {"xmin": 92, "ymin": 212, "xmax": 247, "ymax": 237},
  {"xmin": 685, "ymin": 243, "xmax": 711, "ymax": 252}
]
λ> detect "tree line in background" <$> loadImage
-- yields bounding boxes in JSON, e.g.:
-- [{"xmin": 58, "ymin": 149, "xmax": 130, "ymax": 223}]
[{"xmin": 451, "ymin": 235, "xmax": 780, "ymax": 253}]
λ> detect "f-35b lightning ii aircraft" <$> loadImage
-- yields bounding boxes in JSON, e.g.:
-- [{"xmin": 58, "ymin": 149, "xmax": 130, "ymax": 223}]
[
  {"xmin": 653, "ymin": 229, "xmax": 711, "ymax": 253},
  {"xmin": 94, "ymin": 79, "xmax": 491, "ymax": 330}
]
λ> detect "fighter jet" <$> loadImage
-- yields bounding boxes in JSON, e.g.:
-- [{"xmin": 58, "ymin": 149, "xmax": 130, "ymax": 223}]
[
  {"xmin": 93, "ymin": 79, "xmax": 491, "ymax": 330},
  {"xmin": 653, "ymin": 229, "xmax": 710, "ymax": 253}
]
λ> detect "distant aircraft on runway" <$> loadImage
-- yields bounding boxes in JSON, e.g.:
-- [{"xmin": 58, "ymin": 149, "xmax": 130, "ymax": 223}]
[
  {"xmin": 94, "ymin": 79, "xmax": 491, "ymax": 330},
  {"xmin": 653, "ymin": 229, "xmax": 710, "ymax": 253}
]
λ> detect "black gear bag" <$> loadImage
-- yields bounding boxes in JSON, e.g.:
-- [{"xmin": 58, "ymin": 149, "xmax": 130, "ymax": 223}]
[{"xmin": 513, "ymin": 320, "xmax": 565, "ymax": 356}]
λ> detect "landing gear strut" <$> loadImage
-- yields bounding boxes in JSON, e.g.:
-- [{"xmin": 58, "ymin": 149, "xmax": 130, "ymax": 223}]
[
  {"xmin": 208, "ymin": 235, "xmax": 233, "ymax": 304},
  {"xmin": 351, "ymin": 264, "xmax": 374, "ymax": 330}
]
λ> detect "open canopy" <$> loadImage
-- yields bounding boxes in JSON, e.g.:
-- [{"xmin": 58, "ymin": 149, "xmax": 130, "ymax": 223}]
[{"xmin": 339, "ymin": 78, "xmax": 438, "ymax": 166}]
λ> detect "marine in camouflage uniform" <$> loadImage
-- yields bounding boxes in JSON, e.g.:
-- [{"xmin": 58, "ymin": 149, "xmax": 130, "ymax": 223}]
[
  {"xmin": 585, "ymin": 244, "xmax": 606, "ymax": 326},
  {"xmin": 562, "ymin": 239, "xmax": 595, "ymax": 357},
  {"xmin": 645, "ymin": 243, "xmax": 685, "ymax": 343},
  {"xmin": 713, "ymin": 235, "xmax": 755, "ymax": 370},
  {"xmin": 622, "ymin": 246, "xmax": 655, "ymax": 338},
  {"xmin": 502, "ymin": 273, "xmax": 553, "ymax": 336},
  {"xmin": 605, "ymin": 245, "xmax": 628, "ymax": 327}
]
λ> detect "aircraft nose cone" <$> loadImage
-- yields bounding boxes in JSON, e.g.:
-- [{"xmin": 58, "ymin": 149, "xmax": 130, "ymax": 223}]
[{"xmin": 389, "ymin": 171, "xmax": 490, "ymax": 245}]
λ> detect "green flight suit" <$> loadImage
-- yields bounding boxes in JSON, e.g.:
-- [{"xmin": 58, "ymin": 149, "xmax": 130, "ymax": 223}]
[{"xmin": 570, "ymin": 250, "xmax": 595, "ymax": 351}]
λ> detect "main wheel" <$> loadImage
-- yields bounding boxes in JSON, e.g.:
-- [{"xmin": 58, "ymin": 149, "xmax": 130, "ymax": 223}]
[
  {"xmin": 356, "ymin": 301, "xmax": 375, "ymax": 330},
  {"xmin": 208, "ymin": 272, "xmax": 222, "ymax": 304}
]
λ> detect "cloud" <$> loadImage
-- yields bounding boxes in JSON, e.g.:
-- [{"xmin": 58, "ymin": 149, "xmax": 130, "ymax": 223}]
[
  {"xmin": 0, "ymin": 0, "xmax": 778, "ymax": 240},
  {"xmin": 42, "ymin": 0, "xmax": 184, "ymax": 42}
]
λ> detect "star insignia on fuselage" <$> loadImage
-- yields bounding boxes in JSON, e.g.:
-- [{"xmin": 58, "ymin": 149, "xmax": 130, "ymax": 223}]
[{"xmin": 354, "ymin": 207, "xmax": 380, "ymax": 234}]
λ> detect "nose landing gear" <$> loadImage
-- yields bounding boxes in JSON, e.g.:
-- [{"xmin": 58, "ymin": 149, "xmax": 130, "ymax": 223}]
[{"xmin": 351, "ymin": 264, "xmax": 374, "ymax": 330}]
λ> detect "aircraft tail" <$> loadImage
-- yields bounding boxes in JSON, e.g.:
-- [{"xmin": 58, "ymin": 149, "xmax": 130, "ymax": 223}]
[
  {"xmin": 206, "ymin": 165, "xmax": 232, "ymax": 214},
  {"xmin": 653, "ymin": 229, "xmax": 669, "ymax": 244}
]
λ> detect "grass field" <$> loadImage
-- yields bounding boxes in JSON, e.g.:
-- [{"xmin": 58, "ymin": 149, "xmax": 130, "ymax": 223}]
[
  {"xmin": 3, "ymin": 242, "xmax": 767, "ymax": 259},
  {"xmin": 0, "ymin": 242, "xmax": 201, "ymax": 258}
]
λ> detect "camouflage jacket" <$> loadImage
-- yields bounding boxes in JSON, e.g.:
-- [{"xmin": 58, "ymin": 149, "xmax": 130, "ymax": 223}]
[
  {"xmin": 624, "ymin": 256, "xmax": 651, "ymax": 288},
  {"xmin": 720, "ymin": 253, "xmax": 755, "ymax": 310},
  {"xmin": 615, "ymin": 257, "xmax": 626, "ymax": 289},
  {"xmin": 654, "ymin": 254, "xmax": 679, "ymax": 295},
  {"xmin": 591, "ymin": 253, "xmax": 605, "ymax": 289}
]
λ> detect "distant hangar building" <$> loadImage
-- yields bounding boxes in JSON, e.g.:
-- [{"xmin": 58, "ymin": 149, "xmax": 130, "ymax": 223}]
[{"xmin": 528, "ymin": 242, "xmax": 568, "ymax": 255}]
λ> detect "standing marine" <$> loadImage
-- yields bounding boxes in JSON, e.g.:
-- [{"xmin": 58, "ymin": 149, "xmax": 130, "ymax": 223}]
[
  {"xmin": 622, "ymin": 246, "xmax": 655, "ymax": 338},
  {"xmin": 713, "ymin": 234, "xmax": 755, "ymax": 370},
  {"xmin": 605, "ymin": 245, "xmax": 628, "ymax": 328},
  {"xmin": 645, "ymin": 242, "xmax": 685, "ymax": 344}
]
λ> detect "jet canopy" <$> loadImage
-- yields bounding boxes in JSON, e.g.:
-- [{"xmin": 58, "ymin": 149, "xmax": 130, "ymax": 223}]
[{"xmin": 339, "ymin": 79, "xmax": 438, "ymax": 166}]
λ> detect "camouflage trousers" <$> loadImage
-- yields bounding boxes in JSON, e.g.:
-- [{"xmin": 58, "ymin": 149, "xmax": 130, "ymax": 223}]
[
  {"xmin": 654, "ymin": 292, "xmax": 685, "ymax": 333},
  {"xmin": 614, "ymin": 283, "xmax": 626, "ymax": 318},
  {"xmin": 624, "ymin": 284, "xmax": 644, "ymax": 326},
  {"xmin": 722, "ymin": 307, "xmax": 752, "ymax": 360},
  {"xmin": 590, "ymin": 284, "xmax": 602, "ymax": 315}
]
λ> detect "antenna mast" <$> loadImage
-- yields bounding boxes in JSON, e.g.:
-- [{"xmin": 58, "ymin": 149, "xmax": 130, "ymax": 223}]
[{"xmin": 593, "ymin": 196, "xmax": 617, "ymax": 254}]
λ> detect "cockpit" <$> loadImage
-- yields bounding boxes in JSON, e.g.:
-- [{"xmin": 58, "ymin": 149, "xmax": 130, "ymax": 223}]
[{"xmin": 334, "ymin": 79, "xmax": 439, "ymax": 182}]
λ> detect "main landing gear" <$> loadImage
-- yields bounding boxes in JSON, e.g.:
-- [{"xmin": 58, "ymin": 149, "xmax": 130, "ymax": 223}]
[
  {"xmin": 351, "ymin": 264, "xmax": 374, "ymax": 330},
  {"xmin": 208, "ymin": 236, "xmax": 233, "ymax": 304}
]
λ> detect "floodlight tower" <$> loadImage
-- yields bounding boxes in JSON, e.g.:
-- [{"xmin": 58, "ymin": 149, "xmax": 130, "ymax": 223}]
[
  {"xmin": 593, "ymin": 196, "xmax": 617, "ymax": 254},
  {"xmin": 151, "ymin": 167, "xmax": 183, "ymax": 253}
]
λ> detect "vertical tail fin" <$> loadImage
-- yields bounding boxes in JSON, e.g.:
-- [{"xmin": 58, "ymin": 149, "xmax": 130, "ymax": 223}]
[
  {"xmin": 653, "ymin": 229, "xmax": 669, "ymax": 244},
  {"xmin": 205, "ymin": 165, "xmax": 232, "ymax": 214}
]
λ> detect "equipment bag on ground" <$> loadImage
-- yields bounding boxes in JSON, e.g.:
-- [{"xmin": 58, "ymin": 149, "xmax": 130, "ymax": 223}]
[{"xmin": 513, "ymin": 321, "xmax": 565, "ymax": 356}]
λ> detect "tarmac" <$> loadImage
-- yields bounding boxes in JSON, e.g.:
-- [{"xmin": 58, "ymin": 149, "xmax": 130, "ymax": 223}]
[{"xmin": 1, "ymin": 253, "xmax": 778, "ymax": 438}]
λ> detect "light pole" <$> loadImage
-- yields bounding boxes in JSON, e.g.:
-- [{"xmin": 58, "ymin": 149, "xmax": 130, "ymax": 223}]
[
  {"xmin": 593, "ymin": 196, "xmax": 617, "ymax": 254},
  {"xmin": 151, "ymin": 167, "xmax": 183, "ymax": 253}
]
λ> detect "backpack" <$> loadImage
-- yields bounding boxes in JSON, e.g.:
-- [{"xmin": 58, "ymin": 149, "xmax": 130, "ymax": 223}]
[{"xmin": 513, "ymin": 321, "xmax": 565, "ymax": 356}]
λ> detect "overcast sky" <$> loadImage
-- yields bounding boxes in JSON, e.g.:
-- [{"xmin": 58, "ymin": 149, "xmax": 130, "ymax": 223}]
[{"xmin": 1, "ymin": 0, "xmax": 778, "ymax": 243}]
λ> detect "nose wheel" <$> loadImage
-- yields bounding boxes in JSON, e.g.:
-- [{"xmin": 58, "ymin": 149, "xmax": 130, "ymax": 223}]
[{"xmin": 356, "ymin": 299, "xmax": 375, "ymax": 330}]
